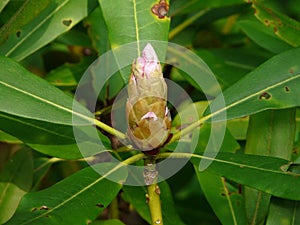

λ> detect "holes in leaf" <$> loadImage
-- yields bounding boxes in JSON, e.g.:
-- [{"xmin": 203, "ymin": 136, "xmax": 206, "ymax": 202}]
[
  {"xmin": 264, "ymin": 19, "xmax": 270, "ymax": 26},
  {"xmin": 31, "ymin": 207, "xmax": 37, "ymax": 212},
  {"xmin": 16, "ymin": 30, "xmax": 21, "ymax": 38},
  {"xmin": 39, "ymin": 206, "xmax": 49, "ymax": 210},
  {"xmin": 96, "ymin": 203, "xmax": 104, "ymax": 208},
  {"xmin": 62, "ymin": 19, "xmax": 72, "ymax": 27},
  {"xmin": 284, "ymin": 86, "xmax": 291, "ymax": 92},
  {"xmin": 151, "ymin": 0, "xmax": 169, "ymax": 19},
  {"xmin": 259, "ymin": 92, "xmax": 271, "ymax": 100}
]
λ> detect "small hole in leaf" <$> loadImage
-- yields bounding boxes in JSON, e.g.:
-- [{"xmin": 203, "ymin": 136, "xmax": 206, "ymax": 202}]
[
  {"xmin": 62, "ymin": 19, "xmax": 72, "ymax": 27},
  {"xmin": 259, "ymin": 92, "xmax": 271, "ymax": 100},
  {"xmin": 16, "ymin": 30, "xmax": 21, "ymax": 38},
  {"xmin": 285, "ymin": 86, "xmax": 291, "ymax": 92},
  {"xmin": 264, "ymin": 19, "xmax": 269, "ymax": 25},
  {"xmin": 31, "ymin": 207, "xmax": 37, "ymax": 212},
  {"xmin": 96, "ymin": 203, "xmax": 104, "ymax": 208},
  {"xmin": 39, "ymin": 206, "xmax": 49, "ymax": 210}
]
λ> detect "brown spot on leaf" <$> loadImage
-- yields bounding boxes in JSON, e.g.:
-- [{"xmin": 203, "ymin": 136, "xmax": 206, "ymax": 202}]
[
  {"xmin": 151, "ymin": 0, "xmax": 169, "ymax": 19},
  {"xmin": 289, "ymin": 69, "xmax": 294, "ymax": 74},
  {"xmin": 259, "ymin": 92, "xmax": 271, "ymax": 100},
  {"xmin": 62, "ymin": 19, "xmax": 72, "ymax": 27},
  {"xmin": 155, "ymin": 185, "xmax": 161, "ymax": 195}
]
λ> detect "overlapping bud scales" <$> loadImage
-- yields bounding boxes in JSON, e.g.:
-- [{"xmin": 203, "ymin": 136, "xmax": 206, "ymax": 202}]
[{"xmin": 126, "ymin": 43, "xmax": 171, "ymax": 151}]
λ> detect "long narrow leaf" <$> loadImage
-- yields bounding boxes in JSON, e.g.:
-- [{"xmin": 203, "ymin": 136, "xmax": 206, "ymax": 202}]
[
  {"xmin": 5, "ymin": 163, "xmax": 127, "ymax": 225},
  {"xmin": 0, "ymin": 0, "xmax": 98, "ymax": 61},
  {"xmin": 205, "ymin": 47, "xmax": 300, "ymax": 121}
]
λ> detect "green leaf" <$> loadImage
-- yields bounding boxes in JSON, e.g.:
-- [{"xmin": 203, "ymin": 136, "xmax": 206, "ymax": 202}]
[
  {"xmin": 227, "ymin": 117, "xmax": 249, "ymax": 140},
  {"xmin": 266, "ymin": 198, "xmax": 300, "ymax": 225},
  {"xmin": 0, "ymin": 130, "xmax": 21, "ymax": 144},
  {"xmin": 0, "ymin": 0, "xmax": 98, "ymax": 61},
  {"xmin": 191, "ymin": 123, "xmax": 240, "ymax": 154},
  {"xmin": 31, "ymin": 157, "xmax": 61, "ymax": 191},
  {"xmin": 0, "ymin": 0, "xmax": 10, "ymax": 13},
  {"xmin": 0, "ymin": 56, "xmax": 110, "ymax": 159},
  {"xmin": 123, "ymin": 181, "xmax": 185, "ymax": 225},
  {"xmin": 205, "ymin": 47, "xmax": 300, "ymax": 121},
  {"xmin": 245, "ymin": 109, "xmax": 296, "ymax": 159},
  {"xmin": 45, "ymin": 56, "xmax": 95, "ymax": 89},
  {"xmin": 243, "ymin": 109, "xmax": 296, "ymax": 224},
  {"xmin": 99, "ymin": 0, "xmax": 170, "ymax": 82},
  {"xmin": 84, "ymin": 7, "xmax": 110, "ymax": 55},
  {"xmin": 196, "ymin": 48, "xmax": 270, "ymax": 89},
  {"xmin": 252, "ymin": 1, "xmax": 300, "ymax": 47},
  {"xmin": 99, "ymin": 0, "xmax": 170, "ymax": 53},
  {"xmin": 195, "ymin": 171, "xmax": 247, "ymax": 225},
  {"xmin": 5, "ymin": 163, "xmax": 127, "ymax": 225},
  {"xmin": 190, "ymin": 152, "xmax": 300, "ymax": 200},
  {"xmin": 238, "ymin": 19, "xmax": 292, "ymax": 53},
  {"xmin": 193, "ymin": 123, "xmax": 246, "ymax": 225},
  {"xmin": 0, "ymin": 149, "xmax": 33, "ymax": 224}
]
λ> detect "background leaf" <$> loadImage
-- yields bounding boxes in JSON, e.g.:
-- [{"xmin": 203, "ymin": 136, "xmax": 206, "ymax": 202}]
[
  {"xmin": 0, "ymin": 56, "xmax": 110, "ymax": 159},
  {"xmin": 243, "ymin": 109, "xmax": 296, "ymax": 224},
  {"xmin": 266, "ymin": 198, "xmax": 300, "ymax": 225},
  {"xmin": 193, "ymin": 123, "xmax": 246, "ymax": 225},
  {"xmin": 237, "ymin": 19, "xmax": 292, "ymax": 53},
  {"xmin": 5, "ymin": 163, "xmax": 127, "ymax": 225},
  {"xmin": 205, "ymin": 47, "xmax": 300, "ymax": 121},
  {"xmin": 190, "ymin": 152, "xmax": 300, "ymax": 200},
  {"xmin": 0, "ymin": 0, "xmax": 98, "ymax": 61},
  {"xmin": 0, "ymin": 149, "xmax": 33, "ymax": 224},
  {"xmin": 251, "ymin": 0, "xmax": 300, "ymax": 47}
]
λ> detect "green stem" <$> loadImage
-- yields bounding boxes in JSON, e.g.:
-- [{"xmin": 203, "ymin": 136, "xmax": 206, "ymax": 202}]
[
  {"xmin": 94, "ymin": 105, "xmax": 112, "ymax": 116},
  {"xmin": 169, "ymin": 9, "xmax": 208, "ymax": 40},
  {"xmin": 34, "ymin": 157, "xmax": 64, "ymax": 173},
  {"xmin": 93, "ymin": 118, "xmax": 126, "ymax": 140},
  {"xmin": 156, "ymin": 152, "xmax": 195, "ymax": 160},
  {"xmin": 147, "ymin": 183, "xmax": 163, "ymax": 225},
  {"xmin": 169, "ymin": 114, "xmax": 211, "ymax": 144},
  {"xmin": 110, "ymin": 197, "xmax": 119, "ymax": 219}
]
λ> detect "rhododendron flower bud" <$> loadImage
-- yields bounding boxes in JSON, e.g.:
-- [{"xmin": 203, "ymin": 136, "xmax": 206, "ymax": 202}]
[{"xmin": 126, "ymin": 43, "xmax": 171, "ymax": 151}]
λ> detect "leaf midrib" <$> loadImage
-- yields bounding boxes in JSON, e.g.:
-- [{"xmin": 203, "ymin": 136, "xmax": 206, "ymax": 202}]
[
  {"xmin": 0, "ymin": 80, "xmax": 93, "ymax": 126},
  {"xmin": 207, "ymin": 73, "xmax": 300, "ymax": 120},
  {"xmin": 133, "ymin": 0, "xmax": 140, "ymax": 55}
]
